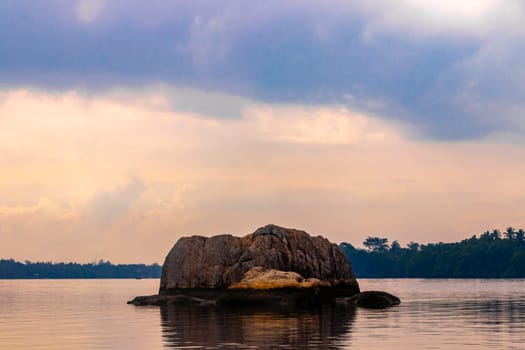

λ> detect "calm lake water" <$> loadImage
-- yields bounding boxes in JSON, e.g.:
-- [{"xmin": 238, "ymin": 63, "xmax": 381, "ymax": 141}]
[{"xmin": 0, "ymin": 279, "xmax": 524, "ymax": 349}]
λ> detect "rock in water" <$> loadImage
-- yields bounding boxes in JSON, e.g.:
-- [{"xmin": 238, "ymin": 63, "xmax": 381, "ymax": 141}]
[
  {"xmin": 337, "ymin": 291, "xmax": 401, "ymax": 309},
  {"xmin": 159, "ymin": 224, "xmax": 359, "ymax": 293},
  {"xmin": 129, "ymin": 224, "xmax": 360, "ymax": 307}
]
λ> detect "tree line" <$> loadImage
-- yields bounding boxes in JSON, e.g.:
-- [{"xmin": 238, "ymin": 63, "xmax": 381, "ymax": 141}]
[
  {"xmin": 3, "ymin": 227, "xmax": 524, "ymax": 279},
  {"xmin": 340, "ymin": 227, "xmax": 525, "ymax": 278},
  {"xmin": 0, "ymin": 259, "xmax": 162, "ymax": 279}
]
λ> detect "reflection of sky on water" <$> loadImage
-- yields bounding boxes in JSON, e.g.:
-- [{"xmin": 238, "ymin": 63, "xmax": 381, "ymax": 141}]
[
  {"xmin": 0, "ymin": 279, "xmax": 523, "ymax": 349},
  {"xmin": 160, "ymin": 304, "xmax": 355, "ymax": 349},
  {"xmin": 350, "ymin": 279, "xmax": 525, "ymax": 350}
]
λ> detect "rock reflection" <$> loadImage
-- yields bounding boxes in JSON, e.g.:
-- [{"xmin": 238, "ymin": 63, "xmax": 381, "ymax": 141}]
[{"xmin": 160, "ymin": 304, "xmax": 355, "ymax": 349}]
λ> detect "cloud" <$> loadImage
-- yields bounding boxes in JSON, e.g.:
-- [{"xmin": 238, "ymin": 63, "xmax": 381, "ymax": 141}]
[
  {"xmin": 247, "ymin": 105, "xmax": 397, "ymax": 145},
  {"xmin": 103, "ymin": 84, "xmax": 253, "ymax": 119},
  {"xmin": 85, "ymin": 175, "xmax": 146, "ymax": 226},
  {"xmin": 2, "ymin": 1, "xmax": 525, "ymax": 139},
  {"xmin": 356, "ymin": 0, "xmax": 525, "ymax": 39},
  {"xmin": 0, "ymin": 174, "xmax": 192, "ymax": 263},
  {"xmin": 1, "ymin": 89, "xmax": 525, "ymax": 263},
  {"xmin": 75, "ymin": 0, "xmax": 106, "ymax": 24}
]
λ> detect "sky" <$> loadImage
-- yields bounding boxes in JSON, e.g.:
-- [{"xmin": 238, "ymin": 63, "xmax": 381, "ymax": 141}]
[{"xmin": 1, "ymin": 0, "xmax": 525, "ymax": 263}]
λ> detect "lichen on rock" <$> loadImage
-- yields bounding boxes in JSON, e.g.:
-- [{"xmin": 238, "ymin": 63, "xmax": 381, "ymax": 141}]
[{"xmin": 228, "ymin": 267, "xmax": 330, "ymax": 290}]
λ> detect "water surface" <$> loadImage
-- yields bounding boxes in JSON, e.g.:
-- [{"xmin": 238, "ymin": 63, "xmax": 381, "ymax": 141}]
[{"xmin": 0, "ymin": 279, "xmax": 524, "ymax": 349}]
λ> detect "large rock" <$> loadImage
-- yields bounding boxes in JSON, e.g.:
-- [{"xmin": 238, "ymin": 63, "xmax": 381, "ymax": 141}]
[
  {"xmin": 129, "ymin": 224, "xmax": 360, "ymax": 307},
  {"xmin": 159, "ymin": 224, "xmax": 359, "ymax": 294}
]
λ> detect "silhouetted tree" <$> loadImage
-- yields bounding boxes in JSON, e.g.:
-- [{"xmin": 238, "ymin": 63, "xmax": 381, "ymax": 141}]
[
  {"xmin": 505, "ymin": 227, "xmax": 516, "ymax": 240},
  {"xmin": 517, "ymin": 229, "xmax": 525, "ymax": 243},
  {"xmin": 407, "ymin": 242, "xmax": 420, "ymax": 251},
  {"xmin": 390, "ymin": 240, "xmax": 402, "ymax": 253},
  {"xmin": 363, "ymin": 236, "xmax": 389, "ymax": 253}
]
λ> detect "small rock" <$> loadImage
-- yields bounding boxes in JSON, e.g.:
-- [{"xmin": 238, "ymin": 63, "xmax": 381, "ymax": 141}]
[
  {"xmin": 127, "ymin": 294, "xmax": 216, "ymax": 306},
  {"xmin": 337, "ymin": 291, "xmax": 401, "ymax": 309}
]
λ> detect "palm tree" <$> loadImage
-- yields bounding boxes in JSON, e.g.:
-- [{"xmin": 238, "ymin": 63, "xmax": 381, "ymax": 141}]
[
  {"xmin": 505, "ymin": 227, "xmax": 516, "ymax": 240},
  {"xmin": 516, "ymin": 229, "xmax": 525, "ymax": 243}
]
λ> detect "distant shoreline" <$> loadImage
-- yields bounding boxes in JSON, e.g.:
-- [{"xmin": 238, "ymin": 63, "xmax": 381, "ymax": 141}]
[
  {"xmin": 3, "ymin": 227, "xmax": 524, "ymax": 279},
  {"xmin": 341, "ymin": 228, "xmax": 525, "ymax": 278},
  {"xmin": 0, "ymin": 259, "xmax": 162, "ymax": 279},
  {"xmin": 0, "ymin": 277, "xmax": 160, "ymax": 279}
]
